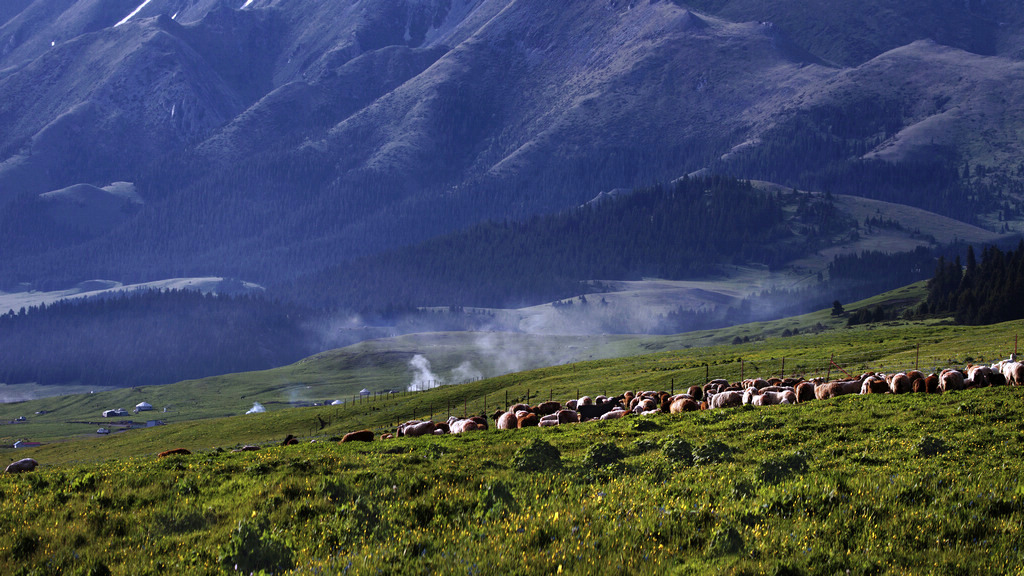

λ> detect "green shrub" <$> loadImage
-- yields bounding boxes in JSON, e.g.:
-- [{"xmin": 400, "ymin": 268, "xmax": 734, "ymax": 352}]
[
  {"xmin": 917, "ymin": 435, "xmax": 949, "ymax": 457},
  {"xmin": 757, "ymin": 451, "xmax": 811, "ymax": 484},
  {"xmin": 582, "ymin": 442, "xmax": 625, "ymax": 468},
  {"xmin": 693, "ymin": 439, "xmax": 733, "ymax": 465},
  {"xmin": 476, "ymin": 480, "xmax": 519, "ymax": 519},
  {"xmin": 662, "ymin": 437, "xmax": 694, "ymax": 464},
  {"xmin": 512, "ymin": 439, "xmax": 562, "ymax": 472},
  {"xmin": 219, "ymin": 518, "xmax": 295, "ymax": 574}
]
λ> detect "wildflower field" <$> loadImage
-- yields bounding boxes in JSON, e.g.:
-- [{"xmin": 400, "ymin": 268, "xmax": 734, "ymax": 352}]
[
  {"xmin": 2, "ymin": 315, "xmax": 1024, "ymax": 574},
  {"xmin": 2, "ymin": 384, "xmax": 1023, "ymax": 574}
]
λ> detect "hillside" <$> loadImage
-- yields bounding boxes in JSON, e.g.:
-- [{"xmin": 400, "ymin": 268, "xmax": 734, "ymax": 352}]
[
  {"xmin": 0, "ymin": 1, "xmax": 1022, "ymax": 293},
  {"xmin": 2, "ymin": 281, "xmax": 1017, "ymax": 457},
  {"xmin": 1, "ymin": 317, "xmax": 1023, "ymax": 574}
]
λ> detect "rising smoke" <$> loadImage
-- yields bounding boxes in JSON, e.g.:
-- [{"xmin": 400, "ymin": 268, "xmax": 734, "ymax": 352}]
[
  {"xmin": 245, "ymin": 401, "xmax": 266, "ymax": 414},
  {"xmin": 408, "ymin": 354, "xmax": 442, "ymax": 391}
]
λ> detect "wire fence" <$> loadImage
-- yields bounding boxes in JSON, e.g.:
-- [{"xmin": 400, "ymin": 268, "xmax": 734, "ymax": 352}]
[{"xmin": 310, "ymin": 334, "xmax": 1021, "ymax": 436}]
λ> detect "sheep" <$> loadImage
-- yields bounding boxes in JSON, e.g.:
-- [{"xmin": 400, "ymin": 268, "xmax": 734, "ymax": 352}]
[
  {"xmin": 496, "ymin": 412, "xmax": 518, "ymax": 430},
  {"xmin": 447, "ymin": 417, "xmax": 479, "ymax": 434},
  {"xmin": 5, "ymin": 458, "xmax": 38, "ymax": 473},
  {"xmin": 686, "ymin": 385, "xmax": 703, "ymax": 401},
  {"xmin": 939, "ymin": 369, "xmax": 965, "ymax": 393},
  {"xmin": 998, "ymin": 361, "xmax": 1024, "ymax": 386},
  {"xmin": 577, "ymin": 396, "xmax": 625, "ymax": 421},
  {"xmin": 912, "ymin": 378, "xmax": 927, "ymax": 393},
  {"xmin": 517, "ymin": 413, "xmax": 539, "ymax": 428},
  {"xmin": 565, "ymin": 399, "xmax": 579, "ymax": 410},
  {"xmin": 232, "ymin": 445, "xmax": 259, "ymax": 452},
  {"xmin": 341, "ymin": 429, "xmax": 375, "ymax": 442},
  {"xmin": 759, "ymin": 389, "xmax": 796, "ymax": 405},
  {"xmin": 281, "ymin": 435, "xmax": 299, "ymax": 446},
  {"xmin": 600, "ymin": 409, "xmax": 628, "ymax": 420},
  {"xmin": 534, "ymin": 401, "xmax": 561, "ymax": 416},
  {"xmin": 708, "ymin": 390, "xmax": 742, "ymax": 409},
  {"xmin": 631, "ymin": 398, "xmax": 657, "ymax": 414},
  {"xmin": 556, "ymin": 409, "xmax": 579, "ymax": 424},
  {"xmin": 860, "ymin": 375, "xmax": 889, "ymax": 395},
  {"xmin": 887, "ymin": 373, "xmax": 913, "ymax": 394},
  {"xmin": 399, "ymin": 420, "xmax": 435, "ymax": 437},
  {"xmin": 469, "ymin": 416, "xmax": 488, "ymax": 430},
  {"xmin": 924, "ymin": 373, "xmax": 940, "ymax": 393},
  {"xmin": 988, "ymin": 372, "xmax": 1007, "ymax": 387},
  {"xmin": 577, "ymin": 396, "xmax": 594, "ymax": 407},
  {"xmin": 742, "ymin": 387, "xmax": 758, "ymax": 405},
  {"xmin": 508, "ymin": 403, "xmax": 531, "ymax": 413},
  {"xmin": 816, "ymin": 379, "xmax": 860, "ymax": 400},
  {"xmin": 794, "ymin": 381, "xmax": 816, "ymax": 403},
  {"xmin": 669, "ymin": 397, "xmax": 699, "ymax": 413},
  {"xmin": 967, "ymin": 365, "xmax": 991, "ymax": 384},
  {"xmin": 158, "ymin": 448, "xmax": 191, "ymax": 458}
]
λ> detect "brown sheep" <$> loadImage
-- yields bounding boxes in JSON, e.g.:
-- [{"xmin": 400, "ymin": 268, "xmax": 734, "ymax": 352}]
[
  {"xmin": 924, "ymin": 373, "xmax": 940, "ymax": 393},
  {"xmin": 794, "ymin": 381, "xmax": 816, "ymax": 403},
  {"xmin": 861, "ymin": 375, "xmax": 889, "ymax": 395},
  {"xmin": 469, "ymin": 416, "xmax": 488, "ymax": 430},
  {"xmin": 517, "ymin": 413, "xmax": 539, "ymax": 428},
  {"xmin": 816, "ymin": 379, "xmax": 860, "ymax": 400},
  {"xmin": 911, "ymin": 378, "xmax": 927, "ymax": 393},
  {"xmin": 669, "ymin": 397, "xmax": 699, "ymax": 413},
  {"xmin": 534, "ymin": 401, "xmax": 561, "ymax": 416},
  {"xmin": 906, "ymin": 370, "xmax": 925, "ymax": 383},
  {"xmin": 888, "ymin": 373, "xmax": 913, "ymax": 394},
  {"xmin": 5, "ymin": 458, "xmax": 38, "ymax": 473},
  {"xmin": 380, "ymin": 433, "xmax": 394, "ymax": 440},
  {"xmin": 988, "ymin": 372, "xmax": 1007, "ymax": 387},
  {"xmin": 939, "ymin": 369, "xmax": 965, "ymax": 393},
  {"xmin": 158, "ymin": 448, "xmax": 191, "ymax": 458},
  {"xmin": 686, "ymin": 385, "xmax": 703, "ymax": 401},
  {"xmin": 508, "ymin": 403, "xmax": 531, "ymax": 413},
  {"xmin": 341, "ymin": 430, "xmax": 375, "ymax": 443},
  {"xmin": 556, "ymin": 409, "xmax": 579, "ymax": 424},
  {"xmin": 281, "ymin": 435, "xmax": 299, "ymax": 446}
]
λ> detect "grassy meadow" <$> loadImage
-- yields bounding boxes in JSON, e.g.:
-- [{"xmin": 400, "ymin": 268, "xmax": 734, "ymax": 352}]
[{"xmin": 1, "ymin": 290, "xmax": 1023, "ymax": 574}]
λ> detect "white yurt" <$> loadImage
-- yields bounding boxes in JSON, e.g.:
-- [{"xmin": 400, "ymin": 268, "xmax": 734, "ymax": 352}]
[{"xmin": 135, "ymin": 402, "xmax": 153, "ymax": 412}]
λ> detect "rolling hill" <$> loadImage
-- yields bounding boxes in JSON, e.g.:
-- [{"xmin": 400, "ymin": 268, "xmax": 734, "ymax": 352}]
[{"xmin": 0, "ymin": 0, "xmax": 1022, "ymax": 293}]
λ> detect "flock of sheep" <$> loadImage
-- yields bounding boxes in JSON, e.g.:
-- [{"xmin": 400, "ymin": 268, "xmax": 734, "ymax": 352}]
[
  {"xmin": 6, "ymin": 358, "xmax": 1022, "ymax": 468},
  {"xmin": 372, "ymin": 357, "xmax": 1024, "ymax": 440}
]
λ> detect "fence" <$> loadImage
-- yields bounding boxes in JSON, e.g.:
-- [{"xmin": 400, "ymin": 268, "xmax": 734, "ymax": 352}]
[{"xmin": 309, "ymin": 334, "xmax": 1020, "ymax": 436}]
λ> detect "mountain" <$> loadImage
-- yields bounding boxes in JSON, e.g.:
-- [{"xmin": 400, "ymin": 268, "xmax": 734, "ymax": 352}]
[{"xmin": 3, "ymin": 0, "xmax": 1021, "ymax": 293}]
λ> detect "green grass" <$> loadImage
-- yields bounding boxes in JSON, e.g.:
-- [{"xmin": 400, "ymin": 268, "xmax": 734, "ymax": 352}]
[
  {"xmin": 2, "ymin": 385, "xmax": 1023, "ymax": 575},
  {"xmin": 2, "ymin": 282, "xmax": 1024, "ymax": 573}
]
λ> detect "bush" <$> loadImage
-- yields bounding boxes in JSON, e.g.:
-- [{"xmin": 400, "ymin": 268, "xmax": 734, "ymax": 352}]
[
  {"xmin": 757, "ymin": 451, "xmax": 811, "ymax": 484},
  {"xmin": 916, "ymin": 435, "xmax": 949, "ymax": 457},
  {"xmin": 582, "ymin": 442, "xmax": 626, "ymax": 468},
  {"xmin": 512, "ymin": 439, "xmax": 562, "ymax": 472},
  {"xmin": 693, "ymin": 439, "xmax": 733, "ymax": 465},
  {"xmin": 662, "ymin": 437, "xmax": 693, "ymax": 464},
  {"xmin": 219, "ymin": 518, "xmax": 295, "ymax": 574}
]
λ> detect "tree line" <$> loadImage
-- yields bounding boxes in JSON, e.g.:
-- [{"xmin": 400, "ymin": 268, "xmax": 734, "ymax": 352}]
[
  {"xmin": 926, "ymin": 241, "xmax": 1024, "ymax": 325},
  {"xmin": 0, "ymin": 290, "xmax": 317, "ymax": 388},
  {"xmin": 285, "ymin": 176, "xmax": 837, "ymax": 311}
]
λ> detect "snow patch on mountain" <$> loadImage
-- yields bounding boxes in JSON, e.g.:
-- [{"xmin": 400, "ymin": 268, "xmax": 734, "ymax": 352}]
[
  {"xmin": 115, "ymin": 0, "xmax": 156, "ymax": 27},
  {"xmin": 0, "ymin": 278, "xmax": 265, "ymax": 314}
]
